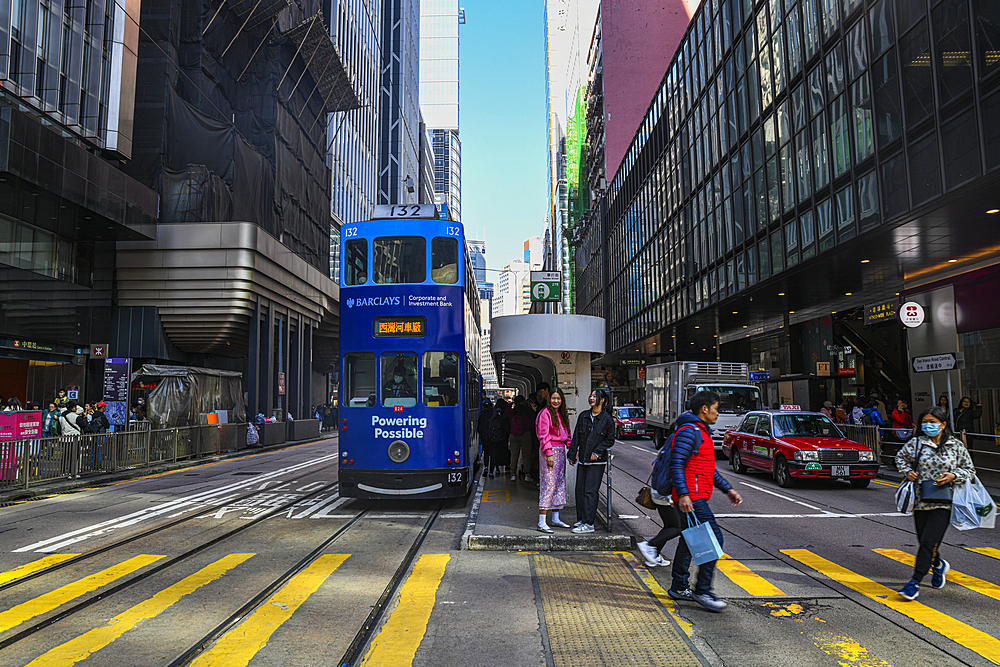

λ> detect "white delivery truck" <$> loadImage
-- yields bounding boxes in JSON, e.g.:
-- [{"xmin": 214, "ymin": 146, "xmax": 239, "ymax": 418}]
[{"xmin": 645, "ymin": 361, "xmax": 763, "ymax": 450}]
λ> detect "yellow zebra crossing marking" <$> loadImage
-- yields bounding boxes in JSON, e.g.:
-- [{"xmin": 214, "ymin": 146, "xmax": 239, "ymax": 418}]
[
  {"xmin": 873, "ymin": 549, "xmax": 1000, "ymax": 602},
  {"xmin": 716, "ymin": 555, "xmax": 787, "ymax": 596},
  {"xmin": 361, "ymin": 554, "xmax": 450, "ymax": 667},
  {"xmin": 189, "ymin": 554, "xmax": 350, "ymax": 667},
  {"xmin": 0, "ymin": 555, "xmax": 164, "ymax": 634},
  {"xmin": 25, "ymin": 554, "xmax": 254, "ymax": 667},
  {"xmin": 966, "ymin": 547, "xmax": 1000, "ymax": 561},
  {"xmin": 0, "ymin": 554, "xmax": 80, "ymax": 586},
  {"xmin": 783, "ymin": 549, "xmax": 1000, "ymax": 663}
]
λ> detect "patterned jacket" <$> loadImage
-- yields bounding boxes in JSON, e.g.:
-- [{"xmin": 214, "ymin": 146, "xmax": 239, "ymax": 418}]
[{"xmin": 895, "ymin": 434, "xmax": 975, "ymax": 510}]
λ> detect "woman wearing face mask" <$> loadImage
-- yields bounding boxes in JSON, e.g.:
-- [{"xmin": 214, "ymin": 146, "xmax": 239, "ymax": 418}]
[
  {"xmin": 894, "ymin": 406, "xmax": 975, "ymax": 601},
  {"xmin": 536, "ymin": 388, "xmax": 572, "ymax": 533},
  {"xmin": 568, "ymin": 389, "xmax": 616, "ymax": 535}
]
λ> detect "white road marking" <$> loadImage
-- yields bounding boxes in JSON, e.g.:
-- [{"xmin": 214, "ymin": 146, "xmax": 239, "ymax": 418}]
[
  {"xmin": 630, "ymin": 445, "xmax": 652, "ymax": 453},
  {"xmin": 738, "ymin": 481, "xmax": 829, "ymax": 512},
  {"xmin": 14, "ymin": 453, "xmax": 341, "ymax": 552},
  {"xmin": 714, "ymin": 512, "xmax": 908, "ymax": 518},
  {"xmin": 618, "ymin": 515, "xmax": 641, "ymax": 519}
]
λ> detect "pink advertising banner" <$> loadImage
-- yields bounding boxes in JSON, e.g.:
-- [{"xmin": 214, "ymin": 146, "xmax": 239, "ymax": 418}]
[{"xmin": 0, "ymin": 411, "xmax": 43, "ymax": 481}]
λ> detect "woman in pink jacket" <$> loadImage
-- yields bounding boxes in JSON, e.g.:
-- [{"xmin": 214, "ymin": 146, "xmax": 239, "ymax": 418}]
[{"xmin": 536, "ymin": 388, "xmax": 572, "ymax": 532}]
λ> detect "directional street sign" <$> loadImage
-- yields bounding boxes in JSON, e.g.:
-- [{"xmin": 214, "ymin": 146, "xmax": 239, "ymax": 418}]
[
  {"xmin": 530, "ymin": 271, "xmax": 561, "ymax": 302},
  {"xmin": 912, "ymin": 353, "xmax": 957, "ymax": 373}
]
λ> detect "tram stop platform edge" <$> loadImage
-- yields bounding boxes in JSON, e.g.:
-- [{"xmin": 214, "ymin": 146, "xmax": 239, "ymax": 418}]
[{"xmin": 462, "ymin": 466, "xmax": 634, "ymax": 551}]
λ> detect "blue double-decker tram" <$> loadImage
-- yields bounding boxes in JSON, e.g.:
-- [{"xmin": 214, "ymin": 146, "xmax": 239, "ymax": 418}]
[{"xmin": 338, "ymin": 204, "xmax": 482, "ymax": 499}]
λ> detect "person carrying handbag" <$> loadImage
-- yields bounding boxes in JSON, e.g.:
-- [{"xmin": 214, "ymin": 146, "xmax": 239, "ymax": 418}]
[{"xmin": 894, "ymin": 406, "xmax": 975, "ymax": 601}]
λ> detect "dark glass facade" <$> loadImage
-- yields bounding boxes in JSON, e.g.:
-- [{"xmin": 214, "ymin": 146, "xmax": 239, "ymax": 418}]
[{"xmin": 579, "ymin": 0, "xmax": 1000, "ymax": 360}]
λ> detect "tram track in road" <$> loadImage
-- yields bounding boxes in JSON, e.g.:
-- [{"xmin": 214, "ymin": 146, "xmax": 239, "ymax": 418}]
[
  {"xmin": 167, "ymin": 501, "xmax": 445, "ymax": 667},
  {"xmin": 0, "ymin": 478, "xmax": 342, "ymax": 651},
  {"xmin": 2, "ymin": 454, "xmax": 343, "ymax": 593}
]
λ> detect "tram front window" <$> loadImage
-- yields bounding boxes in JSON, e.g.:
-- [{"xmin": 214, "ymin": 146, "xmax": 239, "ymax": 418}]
[
  {"xmin": 423, "ymin": 351, "xmax": 459, "ymax": 406},
  {"xmin": 343, "ymin": 352, "xmax": 376, "ymax": 407},
  {"xmin": 344, "ymin": 239, "xmax": 367, "ymax": 285},
  {"xmin": 431, "ymin": 237, "xmax": 458, "ymax": 284},
  {"xmin": 373, "ymin": 237, "xmax": 426, "ymax": 284},
  {"xmin": 382, "ymin": 353, "xmax": 418, "ymax": 407}
]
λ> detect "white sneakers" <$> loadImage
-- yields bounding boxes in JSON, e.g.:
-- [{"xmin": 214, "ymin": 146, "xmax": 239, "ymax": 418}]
[{"xmin": 571, "ymin": 523, "xmax": 595, "ymax": 534}]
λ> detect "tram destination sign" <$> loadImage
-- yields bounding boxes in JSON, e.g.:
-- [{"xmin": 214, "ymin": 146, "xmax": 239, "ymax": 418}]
[
  {"xmin": 530, "ymin": 271, "xmax": 562, "ymax": 302},
  {"xmin": 374, "ymin": 316, "xmax": 427, "ymax": 338}
]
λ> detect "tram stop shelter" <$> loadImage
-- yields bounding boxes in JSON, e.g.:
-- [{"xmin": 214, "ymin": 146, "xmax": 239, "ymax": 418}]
[{"xmin": 463, "ymin": 314, "xmax": 632, "ymax": 550}]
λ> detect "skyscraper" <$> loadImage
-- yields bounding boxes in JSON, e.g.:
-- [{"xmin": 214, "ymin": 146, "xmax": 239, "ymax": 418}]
[
  {"xmin": 379, "ymin": 0, "xmax": 423, "ymax": 205},
  {"xmin": 327, "ymin": 0, "xmax": 383, "ymax": 280},
  {"xmin": 419, "ymin": 0, "xmax": 462, "ymax": 220}
]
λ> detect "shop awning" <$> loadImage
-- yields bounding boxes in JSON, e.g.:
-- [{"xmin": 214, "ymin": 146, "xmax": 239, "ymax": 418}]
[{"xmin": 276, "ymin": 13, "xmax": 361, "ymax": 113}]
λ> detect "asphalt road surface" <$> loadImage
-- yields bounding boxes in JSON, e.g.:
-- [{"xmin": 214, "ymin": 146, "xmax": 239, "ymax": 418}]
[{"xmin": 0, "ymin": 435, "xmax": 998, "ymax": 667}]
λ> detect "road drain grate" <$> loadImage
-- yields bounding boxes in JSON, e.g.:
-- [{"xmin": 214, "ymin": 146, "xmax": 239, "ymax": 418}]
[{"xmin": 231, "ymin": 471, "xmax": 263, "ymax": 476}]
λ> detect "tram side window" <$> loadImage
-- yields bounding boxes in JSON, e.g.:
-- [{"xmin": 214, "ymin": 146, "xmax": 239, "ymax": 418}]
[
  {"xmin": 382, "ymin": 352, "xmax": 418, "ymax": 407},
  {"xmin": 423, "ymin": 351, "xmax": 459, "ymax": 406},
  {"xmin": 344, "ymin": 239, "xmax": 367, "ymax": 285},
  {"xmin": 431, "ymin": 237, "xmax": 459, "ymax": 284},
  {"xmin": 343, "ymin": 353, "xmax": 376, "ymax": 407},
  {"xmin": 373, "ymin": 237, "xmax": 426, "ymax": 284}
]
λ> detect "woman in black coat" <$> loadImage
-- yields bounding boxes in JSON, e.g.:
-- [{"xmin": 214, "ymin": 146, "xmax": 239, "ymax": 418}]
[
  {"xmin": 568, "ymin": 389, "xmax": 616, "ymax": 532},
  {"xmin": 953, "ymin": 396, "xmax": 983, "ymax": 435}
]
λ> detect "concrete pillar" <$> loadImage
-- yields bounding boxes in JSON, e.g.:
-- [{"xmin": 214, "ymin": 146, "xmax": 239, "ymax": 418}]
[
  {"xmin": 248, "ymin": 298, "xmax": 260, "ymax": 418},
  {"xmin": 904, "ymin": 285, "xmax": 961, "ymax": 415}
]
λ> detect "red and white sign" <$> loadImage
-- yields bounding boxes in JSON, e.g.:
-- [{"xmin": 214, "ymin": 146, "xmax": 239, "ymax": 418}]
[
  {"xmin": 899, "ymin": 302, "xmax": 925, "ymax": 328},
  {"xmin": 0, "ymin": 411, "xmax": 43, "ymax": 481},
  {"xmin": 638, "ymin": 367, "xmax": 646, "ymax": 380},
  {"xmin": 90, "ymin": 344, "xmax": 107, "ymax": 358},
  {"xmin": 278, "ymin": 372, "xmax": 286, "ymax": 395},
  {"xmin": 394, "ymin": 405, "xmax": 404, "ymax": 413}
]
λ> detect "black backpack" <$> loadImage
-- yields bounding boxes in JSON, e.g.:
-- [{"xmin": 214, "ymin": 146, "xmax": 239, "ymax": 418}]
[{"xmin": 486, "ymin": 409, "xmax": 509, "ymax": 442}]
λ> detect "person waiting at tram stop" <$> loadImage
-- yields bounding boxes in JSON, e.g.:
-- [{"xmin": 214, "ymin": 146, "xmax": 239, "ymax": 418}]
[
  {"xmin": 953, "ymin": 396, "xmax": 983, "ymax": 435},
  {"xmin": 666, "ymin": 390, "xmax": 744, "ymax": 612},
  {"xmin": 937, "ymin": 394, "xmax": 950, "ymax": 414},
  {"xmin": 568, "ymin": 388, "xmax": 616, "ymax": 535},
  {"xmin": 507, "ymin": 395, "xmax": 536, "ymax": 482},
  {"xmin": 536, "ymin": 388, "xmax": 572, "ymax": 533},
  {"xmin": 894, "ymin": 406, "xmax": 975, "ymax": 601}
]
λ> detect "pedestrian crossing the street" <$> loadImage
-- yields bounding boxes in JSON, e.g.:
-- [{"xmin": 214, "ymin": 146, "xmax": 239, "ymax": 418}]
[{"xmin": 0, "ymin": 545, "xmax": 999, "ymax": 666}]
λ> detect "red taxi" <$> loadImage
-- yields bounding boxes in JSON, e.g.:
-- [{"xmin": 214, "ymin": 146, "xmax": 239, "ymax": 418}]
[
  {"xmin": 721, "ymin": 408, "xmax": 878, "ymax": 488},
  {"xmin": 613, "ymin": 405, "xmax": 648, "ymax": 439}
]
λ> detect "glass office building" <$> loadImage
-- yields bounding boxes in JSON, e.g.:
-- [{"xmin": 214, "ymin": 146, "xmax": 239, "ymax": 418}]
[{"xmin": 579, "ymin": 0, "xmax": 1000, "ymax": 413}]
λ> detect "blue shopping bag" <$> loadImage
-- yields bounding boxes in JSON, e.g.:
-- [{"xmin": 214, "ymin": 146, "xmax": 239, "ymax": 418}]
[{"xmin": 682, "ymin": 512, "xmax": 724, "ymax": 565}]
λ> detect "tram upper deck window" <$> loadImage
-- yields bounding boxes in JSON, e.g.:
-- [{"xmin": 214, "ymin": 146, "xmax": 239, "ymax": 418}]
[
  {"xmin": 423, "ymin": 351, "xmax": 459, "ymax": 406},
  {"xmin": 431, "ymin": 237, "xmax": 459, "ymax": 284},
  {"xmin": 344, "ymin": 239, "xmax": 367, "ymax": 285},
  {"xmin": 373, "ymin": 237, "xmax": 426, "ymax": 284},
  {"xmin": 382, "ymin": 352, "xmax": 418, "ymax": 407},
  {"xmin": 343, "ymin": 352, "xmax": 376, "ymax": 407}
]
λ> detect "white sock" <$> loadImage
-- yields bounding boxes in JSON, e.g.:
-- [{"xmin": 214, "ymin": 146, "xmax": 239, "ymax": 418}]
[
  {"xmin": 551, "ymin": 511, "xmax": 561, "ymax": 523},
  {"xmin": 538, "ymin": 515, "xmax": 548, "ymax": 527}
]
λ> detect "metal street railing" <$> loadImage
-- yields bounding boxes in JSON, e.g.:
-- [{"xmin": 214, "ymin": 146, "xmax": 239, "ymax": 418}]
[
  {"xmin": 0, "ymin": 423, "xmax": 250, "ymax": 491},
  {"xmin": 838, "ymin": 424, "xmax": 1000, "ymax": 475}
]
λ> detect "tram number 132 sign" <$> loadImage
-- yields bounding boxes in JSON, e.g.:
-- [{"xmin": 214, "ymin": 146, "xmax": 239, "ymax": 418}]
[{"xmin": 530, "ymin": 272, "xmax": 562, "ymax": 302}]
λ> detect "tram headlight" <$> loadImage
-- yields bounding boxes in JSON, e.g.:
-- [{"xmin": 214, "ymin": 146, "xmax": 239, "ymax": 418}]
[{"xmin": 388, "ymin": 440, "xmax": 410, "ymax": 463}]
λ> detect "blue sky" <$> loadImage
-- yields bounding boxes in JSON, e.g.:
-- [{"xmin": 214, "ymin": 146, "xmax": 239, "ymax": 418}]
[{"xmin": 460, "ymin": 1, "xmax": 549, "ymax": 274}]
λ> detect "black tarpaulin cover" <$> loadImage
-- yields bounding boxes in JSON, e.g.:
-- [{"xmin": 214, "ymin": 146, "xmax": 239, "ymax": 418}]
[{"xmin": 132, "ymin": 364, "xmax": 246, "ymax": 428}]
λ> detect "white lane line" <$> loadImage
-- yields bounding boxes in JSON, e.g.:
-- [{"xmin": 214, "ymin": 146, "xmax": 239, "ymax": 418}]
[
  {"xmin": 618, "ymin": 515, "xmax": 641, "ymax": 519},
  {"xmin": 738, "ymin": 481, "xmax": 830, "ymax": 512},
  {"xmin": 15, "ymin": 453, "xmax": 341, "ymax": 552},
  {"xmin": 630, "ymin": 445, "xmax": 652, "ymax": 453},
  {"xmin": 715, "ymin": 512, "xmax": 908, "ymax": 518}
]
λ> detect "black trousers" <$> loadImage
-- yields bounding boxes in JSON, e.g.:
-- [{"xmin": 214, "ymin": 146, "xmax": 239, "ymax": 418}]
[
  {"xmin": 647, "ymin": 503, "xmax": 683, "ymax": 551},
  {"xmin": 913, "ymin": 508, "xmax": 951, "ymax": 581},
  {"xmin": 575, "ymin": 463, "xmax": 606, "ymax": 525}
]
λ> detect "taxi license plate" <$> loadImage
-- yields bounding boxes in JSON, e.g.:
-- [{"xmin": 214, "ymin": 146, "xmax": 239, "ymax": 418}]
[{"xmin": 831, "ymin": 465, "xmax": 850, "ymax": 477}]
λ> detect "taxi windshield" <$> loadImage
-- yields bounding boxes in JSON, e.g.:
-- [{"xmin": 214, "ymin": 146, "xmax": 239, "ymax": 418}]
[
  {"xmin": 696, "ymin": 386, "xmax": 761, "ymax": 414},
  {"xmin": 773, "ymin": 414, "xmax": 844, "ymax": 438},
  {"xmin": 616, "ymin": 407, "xmax": 645, "ymax": 419}
]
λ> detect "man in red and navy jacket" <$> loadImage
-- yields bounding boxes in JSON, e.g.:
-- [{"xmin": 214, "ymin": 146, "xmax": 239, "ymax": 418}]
[{"xmin": 667, "ymin": 391, "xmax": 743, "ymax": 612}]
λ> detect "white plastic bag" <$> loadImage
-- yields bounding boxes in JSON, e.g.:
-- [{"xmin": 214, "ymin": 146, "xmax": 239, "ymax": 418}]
[
  {"xmin": 951, "ymin": 475, "xmax": 996, "ymax": 531},
  {"xmin": 895, "ymin": 480, "xmax": 915, "ymax": 515}
]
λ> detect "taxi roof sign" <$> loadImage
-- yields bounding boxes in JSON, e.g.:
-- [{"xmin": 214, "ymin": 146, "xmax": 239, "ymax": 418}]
[{"xmin": 780, "ymin": 404, "xmax": 801, "ymax": 411}]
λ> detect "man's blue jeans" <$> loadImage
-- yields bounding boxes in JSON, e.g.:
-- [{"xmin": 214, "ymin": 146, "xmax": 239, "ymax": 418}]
[{"xmin": 671, "ymin": 498, "xmax": 724, "ymax": 595}]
